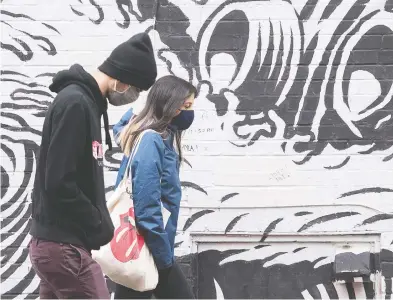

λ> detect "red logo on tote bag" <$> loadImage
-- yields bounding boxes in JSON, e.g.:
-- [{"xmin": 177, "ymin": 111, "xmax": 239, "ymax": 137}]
[{"xmin": 110, "ymin": 208, "xmax": 145, "ymax": 262}]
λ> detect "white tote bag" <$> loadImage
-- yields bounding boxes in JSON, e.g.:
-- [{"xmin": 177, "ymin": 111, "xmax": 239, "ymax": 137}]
[{"xmin": 92, "ymin": 130, "xmax": 166, "ymax": 292}]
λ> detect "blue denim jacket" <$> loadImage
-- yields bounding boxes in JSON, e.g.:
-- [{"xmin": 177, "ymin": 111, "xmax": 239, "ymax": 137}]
[{"xmin": 113, "ymin": 108, "xmax": 181, "ymax": 269}]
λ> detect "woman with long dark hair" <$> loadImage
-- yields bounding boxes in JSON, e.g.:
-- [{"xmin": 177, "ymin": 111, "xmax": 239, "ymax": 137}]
[{"xmin": 112, "ymin": 75, "xmax": 196, "ymax": 299}]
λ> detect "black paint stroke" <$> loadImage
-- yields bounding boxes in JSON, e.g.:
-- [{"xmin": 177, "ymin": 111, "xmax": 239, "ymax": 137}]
[
  {"xmin": 116, "ymin": 0, "xmax": 132, "ymax": 28},
  {"xmin": 299, "ymin": 0, "xmax": 318, "ymax": 21},
  {"xmin": 41, "ymin": 22, "xmax": 60, "ymax": 34},
  {"xmin": 157, "ymin": 49, "xmax": 192, "ymax": 82},
  {"xmin": 191, "ymin": 0, "xmax": 209, "ymax": 4},
  {"xmin": 1, "ymin": 77, "xmax": 45, "ymax": 88},
  {"xmin": 360, "ymin": 214, "xmax": 393, "ymax": 226},
  {"xmin": 1, "ymin": 166, "xmax": 9, "ymax": 199},
  {"xmin": 294, "ymin": 211, "xmax": 313, "ymax": 216},
  {"xmin": 183, "ymin": 209, "xmax": 214, "ymax": 231},
  {"xmin": 70, "ymin": 0, "xmax": 104, "ymax": 25},
  {"xmin": 1, "ymin": 38, "xmax": 32, "ymax": 62},
  {"xmin": 383, "ymin": 152, "xmax": 393, "ymax": 162},
  {"xmin": 25, "ymin": 286, "xmax": 40, "ymax": 300},
  {"xmin": 1, "ymin": 143, "xmax": 16, "ymax": 171},
  {"xmin": 1, "ymin": 201, "xmax": 31, "ymax": 244},
  {"xmin": 2, "ymin": 122, "xmax": 41, "ymax": 136},
  {"xmin": 17, "ymin": 27, "xmax": 57, "ymax": 54},
  {"xmin": 183, "ymin": 158, "xmax": 192, "ymax": 168},
  {"xmin": 346, "ymin": 282, "xmax": 356, "ymax": 299},
  {"xmin": 324, "ymin": 282, "xmax": 339, "ymax": 299},
  {"xmin": 0, "ymin": 10, "xmax": 60, "ymax": 34},
  {"xmin": 298, "ymin": 212, "xmax": 360, "ymax": 232},
  {"xmin": 281, "ymin": 142, "xmax": 287, "ymax": 153},
  {"xmin": 1, "ymin": 112, "xmax": 42, "ymax": 135},
  {"xmin": 5, "ymin": 266, "xmax": 36, "ymax": 297},
  {"xmin": 254, "ymin": 244, "xmax": 270, "ymax": 250},
  {"xmin": 1, "ymin": 241, "xmax": 29, "ymax": 281},
  {"xmin": 36, "ymin": 72, "xmax": 56, "ymax": 78},
  {"xmin": 220, "ymin": 193, "xmax": 239, "ymax": 203},
  {"xmin": 1, "ymin": 195, "xmax": 28, "ymax": 228},
  {"xmin": 260, "ymin": 218, "xmax": 284, "ymax": 242},
  {"xmin": 225, "ymin": 213, "xmax": 249, "ymax": 234},
  {"xmin": 10, "ymin": 88, "xmax": 53, "ymax": 105},
  {"xmin": 386, "ymin": 0, "xmax": 393, "ymax": 12},
  {"xmin": 88, "ymin": 0, "xmax": 104, "ymax": 24},
  {"xmin": 104, "ymin": 166, "xmax": 120, "ymax": 172},
  {"xmin": 229, "ymin": 141, "xmax": 246, "ymax": 148},
  {"xmin": 385, "ymin": 278, "xmax": 393, "ymax": 300},
  {"xmin": 308, "ymin": 285, "xmax": 322, "ymax": 299},
  {"xmin": 1, "ymin": 70, "xmax": 29, "ymax": 77},
  {"xmin": 324, "ymin": 156, "xmax": 350, "ymax": 170},
  {"xmin": 312, "ymin": 256, "xmax": 328, "ymax": 267},
  {"xmin": 262, "ymin": 252, "xmax": 287, "ymax": 264},
  {"xmin": 181, "ymin": 181, "xmax": 207, "ymax": 195},
  {"xmin": 70, "ymin": 5, "xmax": 84, "ymax": 16},
  {"xmin": 104, "ymin": 185, "xmax": 115, "ymax": 193},
  {"xmin": 320, "ymin": 0, "xmax": 343, "ymax": 22},
  {"xmin": 174, "ymin": 241, "xmax": 183, "ymax": 248},
  {"xmin": 1, "ymin": 219, "xmax": 31, "ymax": 265},
  {"xmin": 116, "ymin": 0, "xmax": 156, "ymax": 28},
  {"xmin": 341, "ymin": 17, "xmax": 389, "ymax": 116},
  {"xmin": 154, "ymin": 0, "xmax": 196, "ymax": 81},
  {"xmin": 0, "ymin": 10, "xmax": 35, "ymax": 20},
  {"xmin": 104, "ymin": 146, "xmax": 122, "ymax": 165},
  {"xmin": 339, "ymin": 187, "xmax": 393, "ymax": 199},
  {"xmin": 293, "ymin": 247, "xmax": 306, "ymax": 253},
  {"xmin": 1, "ymin": 103, "xmax": 46, "ymax": 112}
]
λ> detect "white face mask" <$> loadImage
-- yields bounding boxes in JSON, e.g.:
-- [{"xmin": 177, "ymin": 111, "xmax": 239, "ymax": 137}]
[{"xmin": 107, "ymin": 81, "xmax": 140, "ymax": 106}]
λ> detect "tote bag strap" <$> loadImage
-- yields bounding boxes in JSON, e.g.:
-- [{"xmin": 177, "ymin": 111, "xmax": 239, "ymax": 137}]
[
  {"xmin": 106, "ymin": 130, "xmax": 155, "ymax": 213},
  {"xmin": 124, "ymin": 129, "xmax": 154, "ymax": 183}
]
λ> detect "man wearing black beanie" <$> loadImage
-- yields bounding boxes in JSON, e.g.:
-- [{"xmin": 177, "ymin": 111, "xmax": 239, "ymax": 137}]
[{"xmin": 29, "ymin": 32, "xmax": 157, "ymax": 299}]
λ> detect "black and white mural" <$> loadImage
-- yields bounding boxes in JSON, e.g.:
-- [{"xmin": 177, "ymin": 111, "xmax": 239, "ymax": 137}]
[{"xmin": 1, "ymin": 0, "xmax": 393, "ymax": 299}]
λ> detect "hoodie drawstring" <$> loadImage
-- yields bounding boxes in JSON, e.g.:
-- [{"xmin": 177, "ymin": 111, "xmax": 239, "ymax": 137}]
[{"xmin": 103, "ymin": 111, "xmax": 112, "ymax": 151}]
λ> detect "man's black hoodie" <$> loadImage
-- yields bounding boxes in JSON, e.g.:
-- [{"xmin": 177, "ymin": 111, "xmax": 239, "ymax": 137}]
[{"xmin": 30, "ymin": 64, "xmax": 114, "ymax": 250}]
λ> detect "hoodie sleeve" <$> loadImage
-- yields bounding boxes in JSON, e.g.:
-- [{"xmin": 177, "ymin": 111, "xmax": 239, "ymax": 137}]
[
  {"xmin": 113, "ymin": 108, "xmax": 133, "ymax": 146},
  {"xmin": 45, "ymin": 96, "xmax": 101, "ymax": 231},
  {"xmin": 131, "ymin": 132, "xmax": 173, "ymax": 270}
]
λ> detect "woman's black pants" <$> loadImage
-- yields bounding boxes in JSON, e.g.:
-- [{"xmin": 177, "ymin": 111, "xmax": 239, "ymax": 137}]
[{"xmin": 114, "ymin": 262, "xmax": 195, "ymax": 299}]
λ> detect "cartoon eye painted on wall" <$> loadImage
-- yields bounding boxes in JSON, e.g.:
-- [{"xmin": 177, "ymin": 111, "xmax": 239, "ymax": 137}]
[
  {"xmin": 195, "ymin": 1, "xmax": 302, "ymax": 146},
  {"xmin": 288, "ymin": 8, "xmax": 393, "ymax": 164},
  {"xmin": 319, "ymin": 12, "xmax": 393, "ymax": 161}
]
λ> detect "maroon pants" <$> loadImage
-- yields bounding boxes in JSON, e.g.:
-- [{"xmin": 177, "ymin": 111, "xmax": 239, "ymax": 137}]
[{"xmin": 29, "ymin": 238, "xmax": 110, "ymax": 299}]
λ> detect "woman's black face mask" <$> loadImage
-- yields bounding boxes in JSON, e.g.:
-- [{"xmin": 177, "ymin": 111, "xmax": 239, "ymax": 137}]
[{"xmin": 170, "ymin": 110, "xmax": 194, "ymax": 130}]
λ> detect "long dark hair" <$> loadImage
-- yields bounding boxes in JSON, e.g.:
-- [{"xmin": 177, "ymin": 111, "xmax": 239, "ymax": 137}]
[{"xmin": 119, "ymin": 75, "xmax": 196, "ymax": 163}]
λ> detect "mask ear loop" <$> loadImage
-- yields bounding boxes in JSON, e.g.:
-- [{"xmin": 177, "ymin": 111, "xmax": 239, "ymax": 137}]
[{"xmin": 114, "ymin": 80, "xmax": 130, "ymax": 94}]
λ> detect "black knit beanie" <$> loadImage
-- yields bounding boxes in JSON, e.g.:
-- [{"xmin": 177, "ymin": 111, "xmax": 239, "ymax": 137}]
[{"xmin": 98, "ymin": 32, "xmax": 157, "ymax": 91}]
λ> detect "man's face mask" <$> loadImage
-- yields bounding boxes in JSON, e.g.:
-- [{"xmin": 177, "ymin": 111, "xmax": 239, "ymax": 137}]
[{"xmin": 107, "ymin": 80, "xmax": 140, "ymax": 106}]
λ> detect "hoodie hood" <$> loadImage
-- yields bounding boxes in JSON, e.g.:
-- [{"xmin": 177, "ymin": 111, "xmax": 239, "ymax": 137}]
[{"xmin": 49, "ymin": 64, "xmax": 112, "ymax": 150}]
